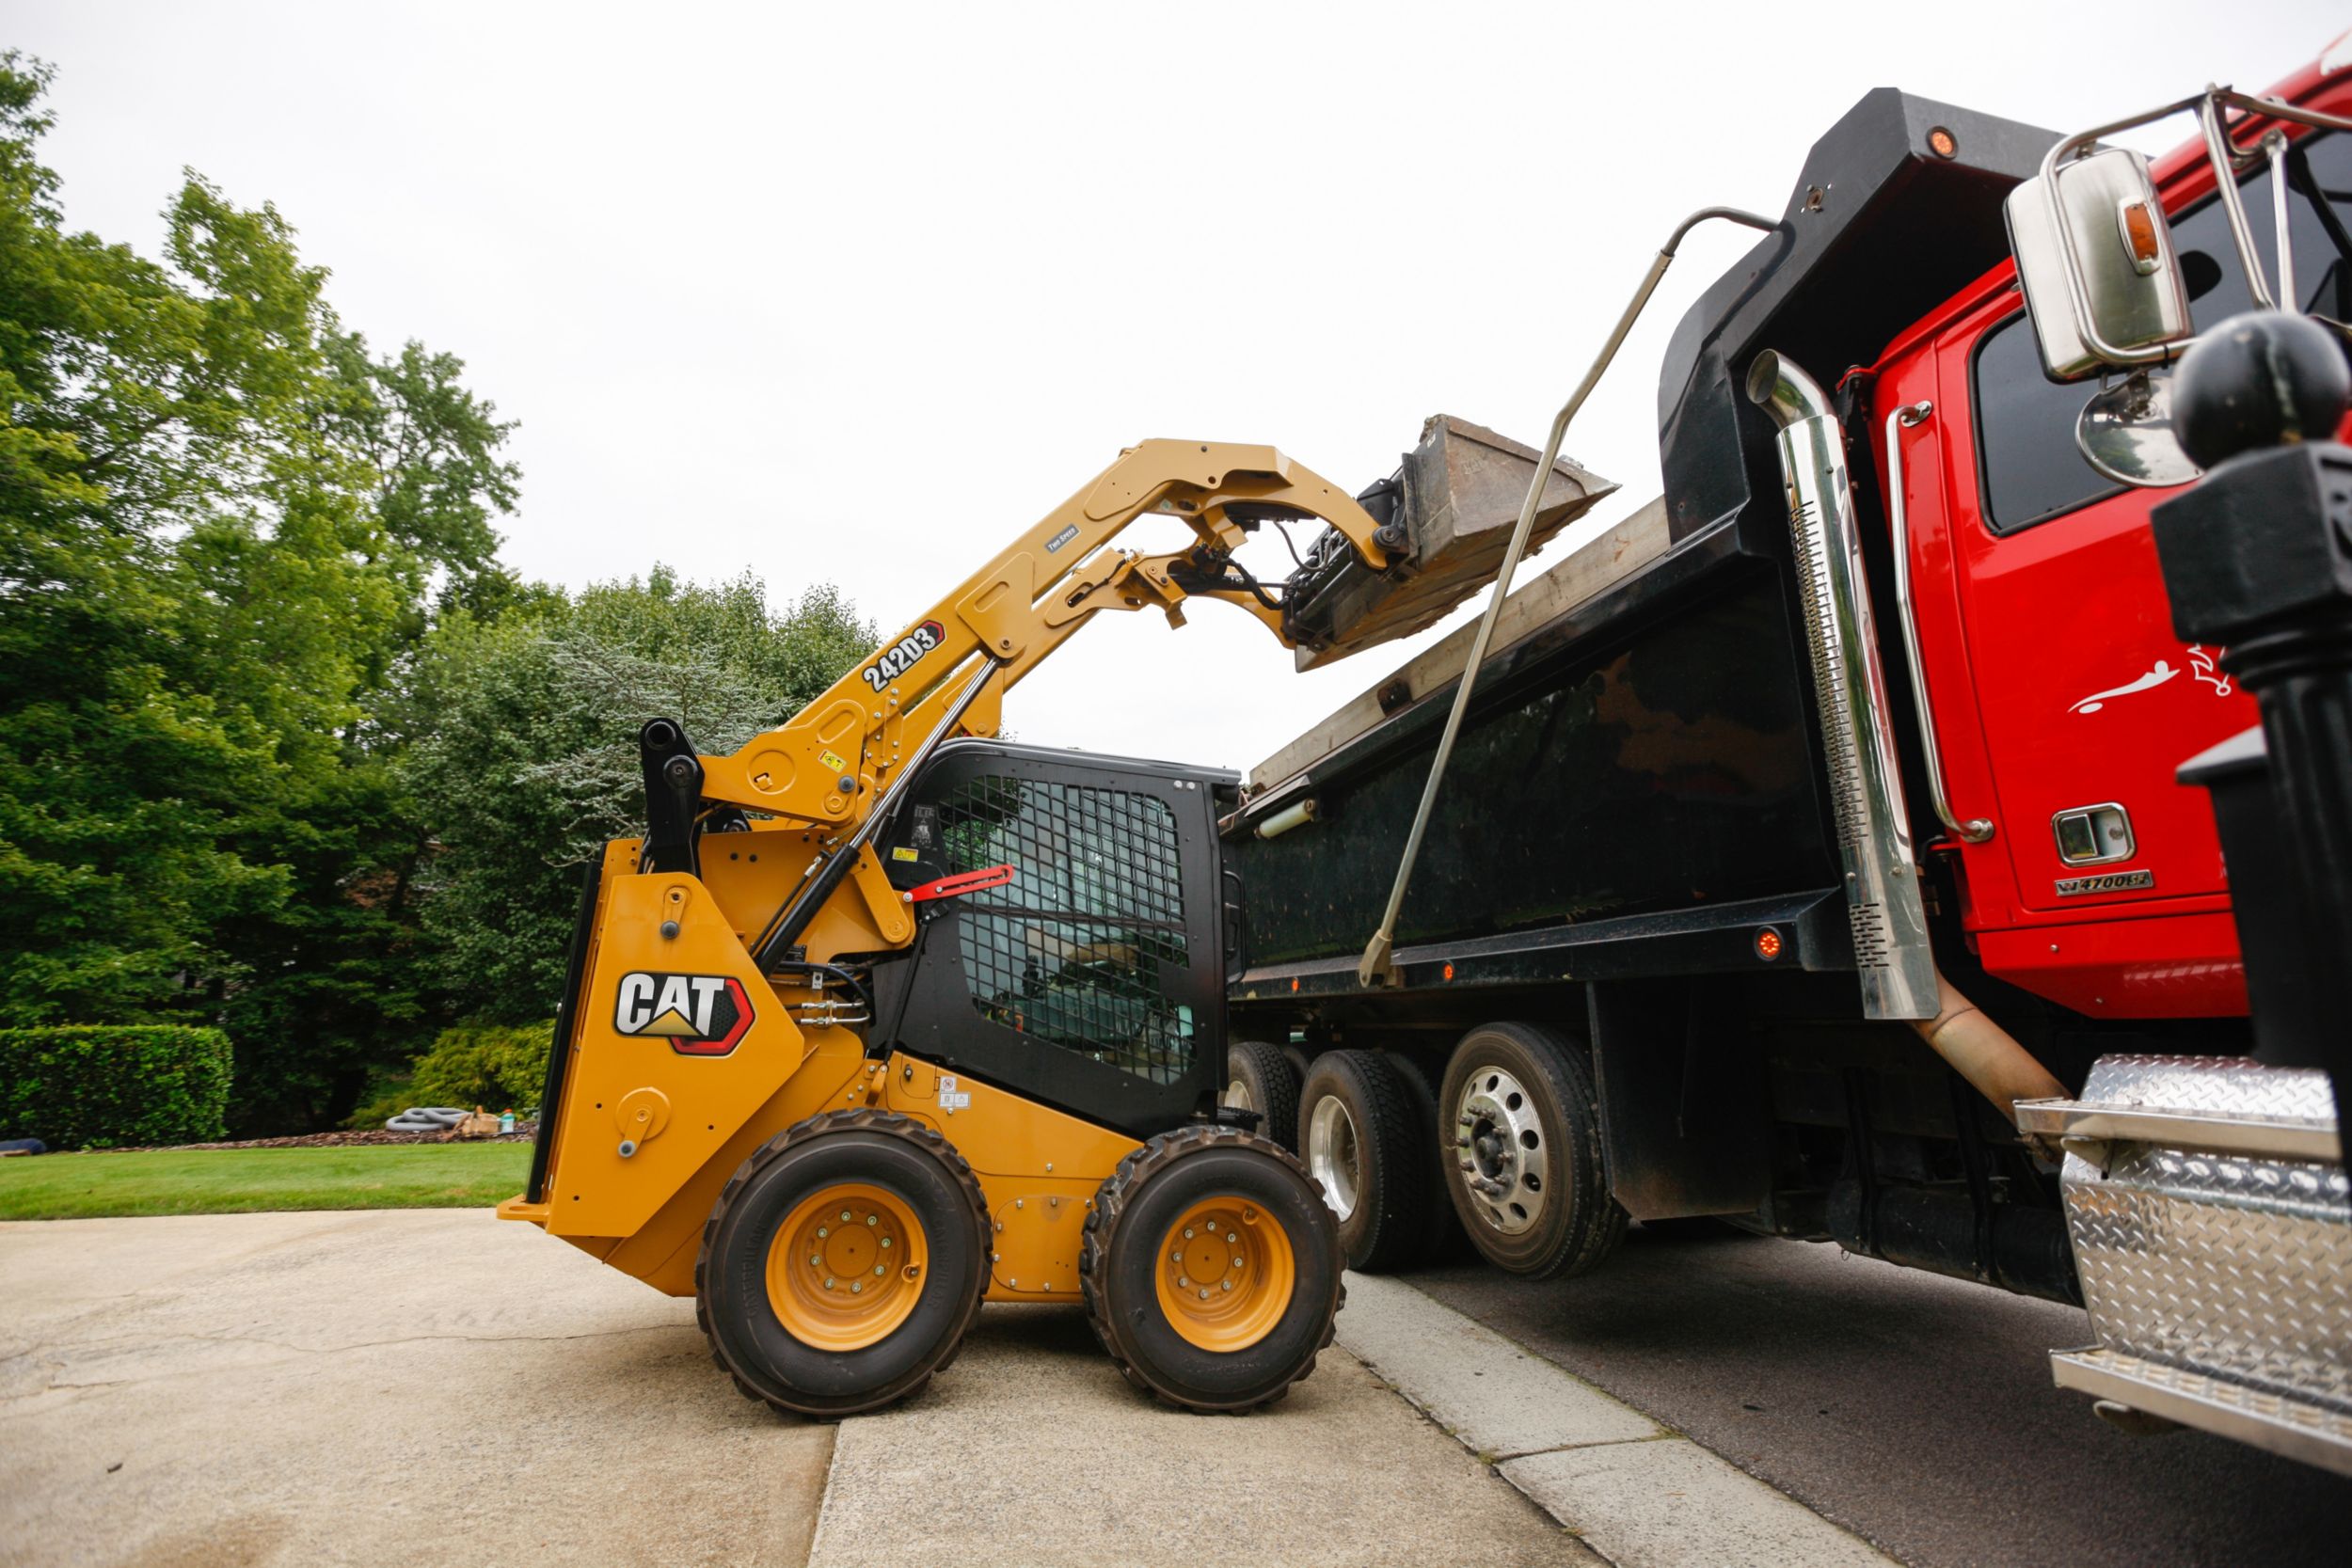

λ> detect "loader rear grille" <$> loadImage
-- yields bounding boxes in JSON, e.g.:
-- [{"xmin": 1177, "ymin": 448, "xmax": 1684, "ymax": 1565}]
[{"xmin": 935, "ymin": 775, "xmax": 1195, "ymax": 1085}]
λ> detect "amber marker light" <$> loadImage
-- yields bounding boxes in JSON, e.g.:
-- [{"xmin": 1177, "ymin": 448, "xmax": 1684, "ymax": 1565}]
[
  {"xmin": 1442, "ymin": 962, "xmax": 1455, "ymax": 981},
  {"xmin": 1927, "ymin": 126, "xmax": 1958, "ymax": 159},
  {"xmin": 1754, "ymin": 927, "xmax": 1784, "ymax": 961}
]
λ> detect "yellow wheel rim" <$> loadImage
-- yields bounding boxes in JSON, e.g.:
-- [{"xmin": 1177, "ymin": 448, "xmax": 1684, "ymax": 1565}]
[
  {"xmin": 766, "ymin": 1182, "xmax": 929, "ymax": 1352},
  {"xmin": 1153, "ymin": 1196, "xmax": 1296, "ymax": 1353}
]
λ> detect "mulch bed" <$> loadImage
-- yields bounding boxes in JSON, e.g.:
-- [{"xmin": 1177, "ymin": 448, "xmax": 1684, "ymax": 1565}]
[{"xmin": 101, "ymin": 1124, "xmax": 540, "ymax": 1153}]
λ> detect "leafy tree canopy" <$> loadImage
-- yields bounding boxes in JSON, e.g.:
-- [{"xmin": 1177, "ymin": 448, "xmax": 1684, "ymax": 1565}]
[{"xmin": 0, "ymin": 55, "xmax": 875, "ymax": 1132}]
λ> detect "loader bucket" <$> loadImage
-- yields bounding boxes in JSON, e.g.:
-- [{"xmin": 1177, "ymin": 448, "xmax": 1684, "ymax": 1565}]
[{"xmin": 1291, "ymin": 415, "xmax": 1613, "ymax": 671}]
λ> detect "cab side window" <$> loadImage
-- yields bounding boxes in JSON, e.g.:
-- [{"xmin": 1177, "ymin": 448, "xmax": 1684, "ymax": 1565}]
[
  {"xmin": 935, "ymin": 774, "xmax": 1197, "ymax": 1086},
  {"xmin": 1974, "ymin": 129, "xmax": 2352, "ymax": 534}
]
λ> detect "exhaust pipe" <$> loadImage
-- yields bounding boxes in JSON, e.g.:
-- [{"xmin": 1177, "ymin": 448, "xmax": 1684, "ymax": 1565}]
[
  {"xmin": 1748, "ymin": 355, "xmax": 2068, "ymax": 1129},
  {"xmin": 1913, "ymin": 971, "xmax": 2068, "ymax": 1121},
  {"xmin": 1746, "ymin": 350, "xmax": 1939, "ymax": 1022}
]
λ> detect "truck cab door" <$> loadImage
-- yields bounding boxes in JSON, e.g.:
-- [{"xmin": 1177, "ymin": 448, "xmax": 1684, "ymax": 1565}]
[
  {"xmin": 871, "ymin": 742, "xmax": 1228, "ymax": 1141},
  {"xmin": 1887, "ymin": 126, "xmax": 2352, "ymax": 1013}
]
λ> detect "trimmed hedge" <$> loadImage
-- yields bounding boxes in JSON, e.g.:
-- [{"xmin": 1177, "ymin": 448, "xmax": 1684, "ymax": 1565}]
[{"xmin": 0, "ymin": 1026, "xmax": 234, "ymax": 1149}]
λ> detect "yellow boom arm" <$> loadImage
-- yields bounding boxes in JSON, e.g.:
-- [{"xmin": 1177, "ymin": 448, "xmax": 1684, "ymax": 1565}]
[{"xmin": 696, "ymin": 438, "xmax": 1391, "ymax": 834}]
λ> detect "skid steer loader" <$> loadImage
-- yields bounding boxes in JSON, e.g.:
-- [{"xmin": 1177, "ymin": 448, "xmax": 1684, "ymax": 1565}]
[{"xmin": 498, "ymin": 432, "xmax": 1607, "ymax": 1416}]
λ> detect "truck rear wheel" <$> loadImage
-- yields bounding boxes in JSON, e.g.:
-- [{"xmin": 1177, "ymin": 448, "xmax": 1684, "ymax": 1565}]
[
  {"xmin": 1298, "ymin": 1049, "xmax": 1431, "ymax": 1272},
  {"xmin": 1384, "ymin": 1050, "xmax": 1470, "ymax": 1263},
  {"xmin": 1439, "ymin": 1022, "xmax": 1626, "ymax": 1280},
  {"xmin": 696, "ymin": 1108, "xmax": 991, "ymax": 1418},
  {"xmin": 1080, "ymin": 1124, "xmax": 1343, "ymax": 1413},
  {"xmin": 1221, "ymin": 1039, "xmax": 1301, "ymax": 1153}
]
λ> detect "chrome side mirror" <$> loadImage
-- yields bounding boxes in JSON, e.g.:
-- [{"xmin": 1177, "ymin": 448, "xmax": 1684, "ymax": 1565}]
[{"xmin": 2005, "ymin": 148, "xmax": 2193, "ymax": 381}]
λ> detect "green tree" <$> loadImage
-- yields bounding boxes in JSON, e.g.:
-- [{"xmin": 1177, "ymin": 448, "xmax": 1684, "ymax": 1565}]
[
  {"xmin": 405, "ymin": 572, "xmax": 874, "ymax": 1024},
  {"xmin": 0, "ymin": 54, "xmax": 518, "ymax": 1129},
  {"xmin": 0, "ymin": 55, "xmax": 873, "ymax": 1132}
]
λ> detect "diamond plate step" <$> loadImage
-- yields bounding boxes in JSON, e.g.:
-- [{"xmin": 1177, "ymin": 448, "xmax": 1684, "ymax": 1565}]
[{"xmin": 2053, "ymin": 1347, "xmax": 2352, "ymax": 1476}]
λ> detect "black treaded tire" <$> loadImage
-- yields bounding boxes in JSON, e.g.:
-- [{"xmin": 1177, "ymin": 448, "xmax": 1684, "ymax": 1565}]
[
  {"xmin": 1297, "ymin": 1049, "xmax": 1430, "ymax": 1273},
  {"xmin": 1439, "ymin": 1022, "xmax": 1627, "ymax": 1281},
  {"xmin": 1080, "ymin": 1124, "xmax": 1343, "ymax": 1413},
  {"xmin": 1383, "ymin": 1049, "xmax": 1469, "ymax": 1264},
  {"xmin": 696, "ymin": 1107, "xmax": 990, "ymax": 1418},
  {"xmin": 1222, "ymin": 1039, "xmax": 1302, "ymax": 1153}
]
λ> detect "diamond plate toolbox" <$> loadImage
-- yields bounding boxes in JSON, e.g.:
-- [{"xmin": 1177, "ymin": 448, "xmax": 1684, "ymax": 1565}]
[{"xmin": 2061, "ymin": 1055, "xmax": 2352, "ymax": 1413}]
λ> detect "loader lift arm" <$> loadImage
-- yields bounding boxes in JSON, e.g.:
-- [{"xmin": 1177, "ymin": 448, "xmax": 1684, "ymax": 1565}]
[{"xmin": 640, "ymin": 438, "xmax": 1402, "ymax": 972}]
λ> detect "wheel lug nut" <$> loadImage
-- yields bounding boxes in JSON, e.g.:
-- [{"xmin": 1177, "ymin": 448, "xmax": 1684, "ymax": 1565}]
[
  {"xmin": 881, "ymin": 1237, "xmax": 893, "ymax": 1249},
  {"xmin": 824, "ymin": 1276, "xmax": 836, "ymax": 1289},
  {"xmin": 873, "ymin": 1264, "xmax": 884, "ymax": 1275},
  {"xmin": 1170, "ymin": 1250, "xmax": 1184, "ymax": 1262},
  {"xmin": 808, "ymin": 1254, "xmax": 819, "ymax": 1266},
  {"xmin": 1231, "ymin": 1257, "xmax": 1242, "ymax": 1269},
  {"xmin": 1198, "ymin": 1288, "xmax": 1210, "ymax": 1300},
  {"xmin": 1221, "ymin": 1279, "xmax": 1232, "ymax": 1292},
  {"xmin": 866, "ymin": 1214, "xmax": 878, "ymax": 1227},
  {"xmin": 1226, "ymin": 1232, "xmax": 1237, "ymax": 1243},
  {"xmin": 851, "ymin": 1280, "xmax": 864, "ymax": 1293},
  {"xmin": 1184, "ymin": 1227, "xmax": 1195, "ymax": 1239},
  {"xmin": 840, "ymin": 1210, "xmax": 851, "ymax": 1223},
  {"xmin": 818, "ymin": 1227, "xmax": 829, "ymax": 1238},
  {"xmin": 1179, "ymin": 1276, "xmax": 1191, "ymax": 1288}
]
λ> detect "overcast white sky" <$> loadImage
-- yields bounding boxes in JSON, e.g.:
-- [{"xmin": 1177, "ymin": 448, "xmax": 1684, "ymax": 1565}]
[{"xmin": 8, "ymin": 2, "xmax": 2344, "ymax": 770}]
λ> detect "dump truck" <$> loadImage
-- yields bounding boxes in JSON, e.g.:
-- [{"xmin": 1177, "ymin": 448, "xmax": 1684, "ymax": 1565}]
[{"xmin": 1220, "ymin": 54, "xmax": 2352, "ymax": 1472}]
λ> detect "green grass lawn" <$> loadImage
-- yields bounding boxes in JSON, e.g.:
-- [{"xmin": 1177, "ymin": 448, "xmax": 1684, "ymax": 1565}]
[{"xmin": 0, "ymin": 1142, "xmax": 531, "ymax": 1221}]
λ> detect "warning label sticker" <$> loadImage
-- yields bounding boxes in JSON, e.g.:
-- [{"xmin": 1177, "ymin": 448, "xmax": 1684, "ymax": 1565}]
[
  {"xmin": 818, "ymin": 749, "xmax": 848, "ymax": 774},
  {"xmin": 892, "ymin": 846, "xmax": 918, "ymax": 863},
  {"xmin": 937, "ymin": 1074, "xmax": 972, "ymax": 1112}
]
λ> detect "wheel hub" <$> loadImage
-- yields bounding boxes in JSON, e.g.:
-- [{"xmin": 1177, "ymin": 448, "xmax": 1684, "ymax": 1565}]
[
  {"xmin": 1454, "ymin": 1068, "xmax": 1548, "ymax": 1236},
  {"xmin": 1305, "ymin": 1096, "xmax": 1361, "ymax": 1221},
  {"xmin": 767, "ymin": 1181, "xmax": 929, "ymax": 1351},
  {"xmin": 1153, "ymin": 1197, "xmax": 1296, "ymax": 1353}
]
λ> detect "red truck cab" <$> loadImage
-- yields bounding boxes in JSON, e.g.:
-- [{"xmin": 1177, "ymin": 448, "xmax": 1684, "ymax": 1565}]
[{"xmin": 1867, "ymin": 54, "xmax": 2352, "ymax": 1020}]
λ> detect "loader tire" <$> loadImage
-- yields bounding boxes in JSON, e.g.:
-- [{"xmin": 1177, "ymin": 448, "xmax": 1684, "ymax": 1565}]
[
  {"xmin": 696, "ymin": 1107, "xmax": 990, "ymax": 1419},
  {"xmin": 1080, "ymin": 1124, "xmax": 1343, "ymax": 1413},
  {"xmin": 1298, "ymin": 1049, "xmax": 1429, "ymax": 1273},
  {"xmin": 1439, "ymin": 1022, "xmax": 1626, "ymax": 1281},
  {"xmin": 1221, "ymin": 1039, "xmax": 1301, "ymax": 1153}
]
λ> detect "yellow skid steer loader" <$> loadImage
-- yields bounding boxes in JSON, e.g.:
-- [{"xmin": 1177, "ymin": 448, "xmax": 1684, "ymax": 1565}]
[{"xmin": 498, "ymin": 432, "xmax": 1606, "ymax": 1416}]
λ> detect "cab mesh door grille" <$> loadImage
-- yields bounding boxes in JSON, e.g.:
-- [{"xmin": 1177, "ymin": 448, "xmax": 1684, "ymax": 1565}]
[{"xmin": 936, "ymin": 775, "xmax": 1193, "ymax": 1085}]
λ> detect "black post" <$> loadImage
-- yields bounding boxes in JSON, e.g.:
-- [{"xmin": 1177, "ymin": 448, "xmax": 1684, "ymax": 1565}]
[{"xmin": 2152, "ymin": 438, "xmax": 2352, "ymax": 1117}]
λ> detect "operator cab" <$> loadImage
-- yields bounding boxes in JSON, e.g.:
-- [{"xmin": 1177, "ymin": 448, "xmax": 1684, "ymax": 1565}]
[{"xmin": 866, "ymin": 738, "xmax": 1241, "ymax": 1140}]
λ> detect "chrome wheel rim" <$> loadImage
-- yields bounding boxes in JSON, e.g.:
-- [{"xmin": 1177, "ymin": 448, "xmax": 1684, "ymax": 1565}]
[
  {"xmin": 1305, "ymin": 1095, "xmax": 1360, "ymax": 1222},
  {"xmin": 1453, "ymin": 1067, "xmax": 1549, "ymax": 1236},
  {"xmin": 1222, "ymin": 1076, "xmax": 1255, "ymax": 1114}
]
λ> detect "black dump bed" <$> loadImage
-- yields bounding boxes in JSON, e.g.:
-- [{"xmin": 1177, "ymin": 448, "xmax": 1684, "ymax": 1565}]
[
  {"xmin": 1223, "ymin": 500, "xmax": 1850, "ymax": 1001},
  {"xmin": 1222, "ymin": 87, "xmax": 2058, "ymax": 1006}
]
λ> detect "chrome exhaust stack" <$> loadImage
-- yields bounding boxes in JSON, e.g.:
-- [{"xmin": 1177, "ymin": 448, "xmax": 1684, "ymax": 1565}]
[{"xmin": 1745, "ymin": 350, "xmax": 1937, "ymax": 1022}]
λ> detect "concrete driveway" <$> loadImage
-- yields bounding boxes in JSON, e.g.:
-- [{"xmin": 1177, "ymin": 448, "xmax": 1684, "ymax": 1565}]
[{"xmin": 0, "ymin": 1212, "xmax": 1593, "ymax": 1568}]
